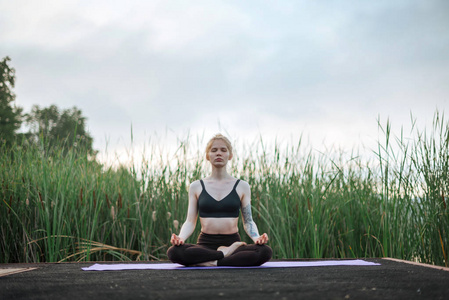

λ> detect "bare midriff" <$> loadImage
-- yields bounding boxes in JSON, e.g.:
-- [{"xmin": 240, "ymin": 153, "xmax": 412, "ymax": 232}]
[{"xmin": 200, "ymin": 217, "xmax": 239, "ymax": 234}]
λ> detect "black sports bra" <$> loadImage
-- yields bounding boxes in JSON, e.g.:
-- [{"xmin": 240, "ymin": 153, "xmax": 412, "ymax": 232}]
[{"xmin": 197, "ymin": 179, "xmax": 241, "ymax": 218}]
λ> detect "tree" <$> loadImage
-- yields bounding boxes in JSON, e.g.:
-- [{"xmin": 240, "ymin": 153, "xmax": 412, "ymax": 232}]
[
  {"xmin": 0, "ymin": 56, "xmax": 22, "ymax": 146},
  {"xmin": 25, "ymin": 104, "xmax": 95, "ymax": 155}
]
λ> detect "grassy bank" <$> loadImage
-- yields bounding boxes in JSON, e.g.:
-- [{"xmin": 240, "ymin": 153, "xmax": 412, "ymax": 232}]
[{"xmin": 1, "ymin": 113, "xmax": 448, "ymax": 266}]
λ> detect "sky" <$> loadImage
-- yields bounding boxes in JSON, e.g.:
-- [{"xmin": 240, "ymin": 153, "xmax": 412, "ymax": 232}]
[{"xmin": 1, "ymin": 0, "xmax": 448, "ymax": 166}]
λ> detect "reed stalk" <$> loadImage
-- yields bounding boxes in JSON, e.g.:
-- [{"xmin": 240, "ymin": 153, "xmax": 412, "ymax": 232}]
[{"xmin": 1, "ymin": 111, "xmax": 447, "ymax": 266}]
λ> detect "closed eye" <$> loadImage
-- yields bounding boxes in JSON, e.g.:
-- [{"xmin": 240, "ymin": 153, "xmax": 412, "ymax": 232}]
[{"xmin": 211, "ymin": 147, "xmax": 228, "ymax": 152}]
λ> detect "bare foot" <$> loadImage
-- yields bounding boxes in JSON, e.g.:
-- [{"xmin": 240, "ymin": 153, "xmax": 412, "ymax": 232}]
[
  {"xmin": 190, "ymin": 260, "xmax": 218, "ymax": 267},
  {"xmin": 217, "ymin": 241, "xmax": 247, "ymax": 257}
]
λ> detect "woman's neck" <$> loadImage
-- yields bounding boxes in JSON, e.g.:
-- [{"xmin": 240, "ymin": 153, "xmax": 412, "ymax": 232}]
[{"xmin": 208, "ymin": 167, "xmax": 232, "ymax": 181}]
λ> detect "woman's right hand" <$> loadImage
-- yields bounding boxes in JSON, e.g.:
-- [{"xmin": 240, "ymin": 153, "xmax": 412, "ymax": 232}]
[
  {"xmin": 254, "ymin": 233, "xmax": 269, "ymax": 245},
  {"xmin": 171, "ymin": 233, "xmax": 185, "ymax": 246}
]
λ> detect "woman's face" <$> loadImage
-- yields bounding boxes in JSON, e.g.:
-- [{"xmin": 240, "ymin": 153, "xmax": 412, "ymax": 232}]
[{"xmin": 207, "ymin": 139, "xmax": 232, "ymax": 167}]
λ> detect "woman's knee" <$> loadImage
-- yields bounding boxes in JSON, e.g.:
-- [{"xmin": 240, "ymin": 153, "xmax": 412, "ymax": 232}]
[
  {"xmin": 167, "ymin": 246, "xmax": 175, "ymax": 261},
  {"xmin": 258, "ymin": 244, "xmax": 273, "ymax": 263},
  {"xmin": 167, "ymin": 245, "xmax": 183, "ymax": 263}
]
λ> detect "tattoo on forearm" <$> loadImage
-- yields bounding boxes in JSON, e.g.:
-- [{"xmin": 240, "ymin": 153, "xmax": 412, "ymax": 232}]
[{"xmin": 242, "ymin": 203, "xmax": 259, "ymax": 238}]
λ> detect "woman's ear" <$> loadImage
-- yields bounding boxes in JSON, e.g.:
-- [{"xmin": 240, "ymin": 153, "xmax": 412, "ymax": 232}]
[{"xmin": 229, "ymin": 153, "xmax": 233, "ymax": 160}]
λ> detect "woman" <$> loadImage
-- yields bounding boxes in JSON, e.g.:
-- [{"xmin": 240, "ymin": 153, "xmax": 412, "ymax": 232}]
[{"xmin": 167, "ymin": 134, "xmax": 272, "ymax": 267}]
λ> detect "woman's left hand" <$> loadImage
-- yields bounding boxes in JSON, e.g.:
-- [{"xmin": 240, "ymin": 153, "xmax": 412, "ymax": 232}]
[{"xmin": 254, "ymin": 233, "xmax": 269, "ymax": 245}]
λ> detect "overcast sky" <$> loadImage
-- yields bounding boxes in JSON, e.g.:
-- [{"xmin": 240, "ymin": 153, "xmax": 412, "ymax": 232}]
[{"xmin": 1, "ymin": 0, "xmax": 448, "ymax": 165}]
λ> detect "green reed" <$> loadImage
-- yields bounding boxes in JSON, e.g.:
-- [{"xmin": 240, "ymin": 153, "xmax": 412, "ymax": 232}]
[{"xmin": 1, "ymin": 112, "xmax": 448, "ymax": 266}]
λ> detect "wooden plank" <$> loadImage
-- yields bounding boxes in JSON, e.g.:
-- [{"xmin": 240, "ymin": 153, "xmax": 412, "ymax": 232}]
[
  {"xmin": 0, "ymin": 267, "xmax": 38, "ymax": 277},
  {"xmin": 383, "ymin": 257, "xmax": 449, "ymax": 272}
]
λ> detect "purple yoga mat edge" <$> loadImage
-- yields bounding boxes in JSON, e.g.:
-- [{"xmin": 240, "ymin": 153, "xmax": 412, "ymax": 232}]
[{"xmin": 81, "ymin": 259, "xmax": 381, "ymax": 271}]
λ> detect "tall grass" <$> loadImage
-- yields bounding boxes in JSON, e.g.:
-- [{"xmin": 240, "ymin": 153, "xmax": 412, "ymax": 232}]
[{"xmin": 1, "ymin": 112, "xmax": 448, "ymax": 266}]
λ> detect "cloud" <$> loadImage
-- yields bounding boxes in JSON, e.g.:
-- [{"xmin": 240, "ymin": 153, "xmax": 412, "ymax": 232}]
[{"xmin": 1, "ymin": 0, "xmax": 448, "ymax": 163}]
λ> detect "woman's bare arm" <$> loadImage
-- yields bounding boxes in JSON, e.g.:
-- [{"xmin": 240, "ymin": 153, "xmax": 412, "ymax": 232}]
[
  {"xmin": 240, "ymin": 181, "xmax": 269, "ymax": 244},
  {"xmin": 171, "ymin": 181, "xmax": 200, "ymax": 245}
]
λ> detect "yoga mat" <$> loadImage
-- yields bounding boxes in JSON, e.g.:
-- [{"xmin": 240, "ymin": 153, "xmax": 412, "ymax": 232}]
[{"xmin": 82, "ymin": 259, "xmax": 380, "ymax": 271}]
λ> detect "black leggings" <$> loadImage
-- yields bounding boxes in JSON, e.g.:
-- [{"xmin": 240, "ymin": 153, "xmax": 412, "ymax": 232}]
[{"xmin": 167, "ymin": 232, "xmax": 272, "ymax": 266}]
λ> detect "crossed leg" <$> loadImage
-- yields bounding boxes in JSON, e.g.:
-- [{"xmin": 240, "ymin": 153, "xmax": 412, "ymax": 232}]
[
  {"xmin": 218, "ymin": 243, "xmax": 272, "ymax": 266},
  {"xmin": 193, "ymin": 241, "xmax": 247, "ymax": 266},
  {"xmin": 167, "ymin": 242, "xmax": 272, "ymax": 267}
]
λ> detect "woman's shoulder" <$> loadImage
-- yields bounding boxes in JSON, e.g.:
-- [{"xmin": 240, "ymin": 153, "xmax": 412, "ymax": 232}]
[
  {"xmin": 188, "ymin": 180, "xmax": 203, "ymax": 197},
  {"xmin": 189, "ymin": 179, "xmax": 202, "ymax": 188},
  {"xmin": 236, "ymin": 178, "xmax": 250, "ymax": 191},
  {"xmin": 236, "ymin": 178, "xmax": 249, "ymax": 185}
]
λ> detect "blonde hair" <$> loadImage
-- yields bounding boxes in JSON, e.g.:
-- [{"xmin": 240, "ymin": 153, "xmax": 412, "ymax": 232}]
[{"xmin": 205, "ymin": 134, "xmax": 233, "ymax": 160}]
